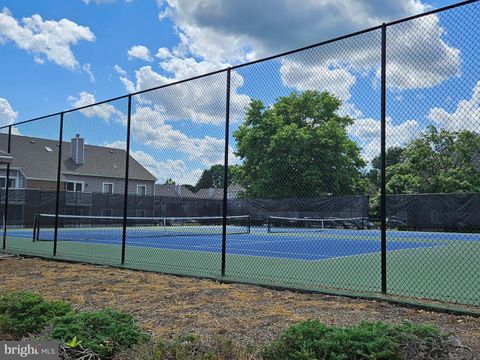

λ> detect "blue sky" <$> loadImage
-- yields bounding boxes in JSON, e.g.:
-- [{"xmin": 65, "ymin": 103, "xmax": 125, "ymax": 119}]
[{"xmin": 0, "ymin": 0, "xmax": 479, "ymax": 185}]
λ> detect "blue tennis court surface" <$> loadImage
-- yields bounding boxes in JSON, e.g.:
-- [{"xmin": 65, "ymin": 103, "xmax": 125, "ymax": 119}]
[{"xmin": 7, "ymin": 227, "xmax": 452, "ymax": 261}]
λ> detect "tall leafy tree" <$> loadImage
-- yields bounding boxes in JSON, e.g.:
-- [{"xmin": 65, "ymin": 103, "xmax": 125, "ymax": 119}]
[
  {"xmin": 182, "ymin": 184, "xmax": 196, "ymax": 192},
  {"xmin": 233, "ymin": 91, "xmax": 367, "ymax": 198},
  {"xmin": 194, "ymin": 165, "xmax": 239, "ymax": 191},
  {"xmin": 367, "ymin": 147, "xmax": 405, "ymax": 190},
  {"xmin": 386, "ymin": 126, "xmax": 480, "ymax": 193}
]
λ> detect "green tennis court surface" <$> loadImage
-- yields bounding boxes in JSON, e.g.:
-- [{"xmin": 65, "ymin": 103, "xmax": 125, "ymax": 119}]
[{"xmin": 4, "ymin": 227, "xmax": 480, "ymax": 305}]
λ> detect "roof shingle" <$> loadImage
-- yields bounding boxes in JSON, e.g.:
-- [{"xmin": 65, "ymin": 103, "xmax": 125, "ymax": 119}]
[{"xmin": 0, "ymin": 134, "xmax": 156, "ymax": 182}]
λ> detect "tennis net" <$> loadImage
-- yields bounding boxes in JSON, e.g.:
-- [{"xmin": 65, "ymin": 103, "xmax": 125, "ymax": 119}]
[
  {"xmin": 33, "ymin": 214, "xmax": 250, "ymax": 242},
  {"xmin": 267, "ymin": 216, "xmax": 367, "ymax": 233}
]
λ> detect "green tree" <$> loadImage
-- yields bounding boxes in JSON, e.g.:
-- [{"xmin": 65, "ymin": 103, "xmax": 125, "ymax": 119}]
[
  {"xmin": 233, "ymin": 91, "xmax": 367, "ymax": 198},
  {"xmin": 182, "ymin": 184, "xmax": 196, "ymax": 192},
  {"xmin": 367, "ymin": 147, "xmax": 405, "ymax": 190},
  {"xmin": 386, "ymin": 126, "xmax": 480, "ymax": 193},
  {"xmin": 163, "ymin": 178, "xmax": 176, "ymax": 185},
  {"xmin": 194, "ymin": 165, "xmax": 239, "ymax": 191}
]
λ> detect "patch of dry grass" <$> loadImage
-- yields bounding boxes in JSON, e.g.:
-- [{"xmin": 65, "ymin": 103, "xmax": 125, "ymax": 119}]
[{"xmin": 0, "ymin": 257, "xmax": 478, "ymax": 356}]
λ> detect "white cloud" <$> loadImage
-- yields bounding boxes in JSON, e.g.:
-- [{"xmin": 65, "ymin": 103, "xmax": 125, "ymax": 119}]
[
  {"xmin": 157, "ymin": 0, "xmax": 428, "ymax": 62},
  {"xmin": 82, "ymin": 63, "xmax": 95, "ymax": 83},
  {"xmin": 157, "ymin": 0, "xmax": 461, "ymax": 102},
  {"xmin": 120, "ymin": 77, "xmax": 135, "ymax": 93},
  {"xmin": 68, "ymin": 91, "xmax": 126, "ymax": 122},
  {"xmin": 155, "ymin": 47, "xmax": 172, "ymax": 59},
  {"xmin": 122, "ymin": 65, "xmax": 250, "ymax": 125},
  {"xmin": 383, "ymin": 16, "xmax": 461, "ymax": 90},
  {"xmin": 104, "ymin": 140, "xmax": 126, "ymax": 150},
  {"xmin": 113, "ymin": 64, "xmax": 127, "ymax": 76},
  {"xmin": 0, "ymin": 8, "xmax": 95, "ymax": 69},
  {"xmin": 127, "ymin": 45, "xmax": 153, "ymax": 62},
  {"xmin": 130, "ymin": 105, "xmax": 234, "ymax": 166},
  {"xmin": 349, "ymin": 117, "xmax": 421, "ymax": 163},
  {"xmin": 0, "ymin": 98, "xmax": 18, "ymax": 128},
  {"xmin": 33, "ymin": 55, "xmax": 44, "ymax": 64},
  {"xmin": 131, "ymin": 150, "xmax": 202, "ymax": 185},
  {"xmin": 428, "ymin": 81, "xmax": 480, "ymax": 133},
  {"xmin": 105, "ymin": 140, "xmax": 203, "ymax": 184},
  {"xmin": 280, "ymin": 61, "xmax": 356, "ymax": 102}
]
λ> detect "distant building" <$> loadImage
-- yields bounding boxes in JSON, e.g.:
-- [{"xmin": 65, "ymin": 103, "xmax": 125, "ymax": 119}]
[
  {"xmin": 194, "ymin": 184, "xmax": 244, "ymax": 200},
  {"xmin": 0, "ymin": 134, "xmax": 157, "ymax": 195},
  {"xmin": 154, "ymin": 184, "xmax": 196, "ymax": 198}
]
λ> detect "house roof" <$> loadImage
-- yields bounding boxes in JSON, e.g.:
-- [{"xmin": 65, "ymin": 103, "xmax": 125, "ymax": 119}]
[
  {"xmin": 0, "ymin": 134, "xmax": 156, "ymax": 182},
  {"xmin": 227, "ymin": 184, "xmax": 244, "ymax": 192},
  {"xmin": 194, "ymin": 188, "xmax": 224, "ymax": 199},
  {"xmin": 194, "ymin": 185, "xmax": 245, "ymax": 199},
  {"xmin": 154, "ymin": 184, "xmax": 196, "ymax": 198},
  {"xmin": 0, "ymin": 149, "xmax": 13, "ymax": 165}
]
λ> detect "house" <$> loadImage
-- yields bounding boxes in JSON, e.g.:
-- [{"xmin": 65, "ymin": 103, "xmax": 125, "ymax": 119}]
[
  {"xmin": 0, "ymin": 133, "xmax": 157, "ymax": 195},
  {"xmin": 154, "ymin": 184, "xmax": 196, "ymax": 198},
  {"xmin": 194, "ymin": 185, "xmax": 244, "ymax": 200}
]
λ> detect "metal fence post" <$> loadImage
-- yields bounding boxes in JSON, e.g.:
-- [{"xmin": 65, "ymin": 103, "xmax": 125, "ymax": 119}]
[
  {"xmin": 221, "ymin": 68, "xmax": 231, "ymax": 276},
  {"xmin": 53, "ymin": 113, "xmax": 64, "ymax": 256},
  {"xmin": 380, "ymin": 23, "xmax": 387, "ymax": 294},
  {"xmin": 2, "ymin": 125, "xmax": 12, "ymax": 250},
  {"xmin": 121, "ymin": 94, "xmax": 133, "ymax": 265}
]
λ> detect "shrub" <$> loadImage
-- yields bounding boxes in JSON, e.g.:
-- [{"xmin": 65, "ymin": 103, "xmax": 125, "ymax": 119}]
[
  {"xmin": 262, "ymin": 320, "xmax": 451, "ymax": 360},
  {"xmin": 52, "ymin": 308, "xmax": 149, "ymax": 358},
  {"xmin": 115, "ymin": 334, "xmax": 255, "ymax": 360},
  {"xmin": 154, "ymin": 334, "xmax": 216, "ymax": 360},
  {"xmin": 0, "ymin": 292, "xmax": 72, "ymax": 338}
]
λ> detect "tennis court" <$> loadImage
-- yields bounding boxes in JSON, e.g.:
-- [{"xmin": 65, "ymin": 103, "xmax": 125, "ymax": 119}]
[
  {"xmin": 4, "ymin": 214, "xmax": 480, "ymax": 305},
  {"xmin": 6, "ymin": 214, "xmax": 456, "ymax": 261}
]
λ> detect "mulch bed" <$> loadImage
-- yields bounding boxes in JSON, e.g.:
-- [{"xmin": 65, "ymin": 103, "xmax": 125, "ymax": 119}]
[{"xmin": 0, "ymin": 257, "xmax": 478, "ymax": 356}]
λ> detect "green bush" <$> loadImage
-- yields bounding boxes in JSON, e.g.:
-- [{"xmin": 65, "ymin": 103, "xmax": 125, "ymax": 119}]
[
  {"xmin": 0, "ymin": 292, "xmax": 72, "ymax": 338},
  {"xmin": 154, "ymin": 334, "xmax": 216, "ymax": 360},
  {"xmin": 262, "ymin": 320, "xmax": 449, "ymax": 360},
  {"xmin": 52, "ymin": 308, "xmax": 149, "ymax": 358},
  {"xmin": 128, "ymin": 334, "xmax": 254, "ymax": 360}
]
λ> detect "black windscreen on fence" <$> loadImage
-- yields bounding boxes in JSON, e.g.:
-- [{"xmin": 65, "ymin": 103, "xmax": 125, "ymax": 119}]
[
  {"xmin": 1, "ymin": 0, "xmax": 479, "ymax": 308},
  {"xmin": 387, "ymin": 193, "xmax": 480, "ymax": 232},
  {"xmin": 227, "ymin": 196, "xmax": 368, "ymax": 224}
]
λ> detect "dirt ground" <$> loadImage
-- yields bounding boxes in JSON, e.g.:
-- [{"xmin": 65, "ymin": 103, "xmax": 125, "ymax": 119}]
[{"xmin": 0, "ymin": 256, "xmax": 478, "ymax": 356}]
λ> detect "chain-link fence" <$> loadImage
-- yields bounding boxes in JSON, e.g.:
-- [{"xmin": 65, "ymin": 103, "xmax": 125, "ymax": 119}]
[{"xmin": 1, "ymin": 0, "xmax": 479, "ymax": 307}]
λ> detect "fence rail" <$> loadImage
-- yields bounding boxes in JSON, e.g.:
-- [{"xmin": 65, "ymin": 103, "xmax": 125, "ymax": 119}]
[{"xmin": 1, "ymin": 0, "xmax": 479, "ymax": 308}]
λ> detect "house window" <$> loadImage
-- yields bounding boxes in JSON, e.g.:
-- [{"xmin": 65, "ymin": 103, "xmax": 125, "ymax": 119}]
[
  {"xmin": 66, "ymin": 181, "xmax": 84, "ymax": 192},
  {"xmin": 137, "ymin": 185, "xmax": 147, "ymax": 196},
  {"xmin": 103, "ymin": 183, "xmax": 114, "ymax": 194},
  {"xmin": 0, "ymin": 177, "xmax": 16, "ymax": 189}
]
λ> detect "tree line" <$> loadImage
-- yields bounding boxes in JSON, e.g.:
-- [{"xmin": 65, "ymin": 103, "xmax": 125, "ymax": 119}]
[{"xmin": 176, "ymin": 90, "xmax": 480, "ymax": 198}]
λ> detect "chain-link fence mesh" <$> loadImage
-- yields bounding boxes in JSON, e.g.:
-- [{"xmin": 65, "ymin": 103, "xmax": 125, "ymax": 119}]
[
  {"xmin": 2, "ymin": 117, "xmax": 60, "ymax": 257},
  {"xmin": 225, "ymin": 29, "xmax": 382, "ymax": 292},
  {"xmin": 385, "ymin": 2, "xmax": 480, "ymax": 304},
  {"xmin": 125, "ymin": 71, "xmax": 228, "ymax": 277},
  {"xmin": 54, "ymin": 97, "xmax": 129, "ymax": 264},
  {"xmin": 1, "ymin": 1, "xmax": 479, "ymax": 308}
]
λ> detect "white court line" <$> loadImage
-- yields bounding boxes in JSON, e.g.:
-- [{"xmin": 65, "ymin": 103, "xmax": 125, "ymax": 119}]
[{"xmin": 124, "ymin": 238, "xmax": 446, "ymax": 261}]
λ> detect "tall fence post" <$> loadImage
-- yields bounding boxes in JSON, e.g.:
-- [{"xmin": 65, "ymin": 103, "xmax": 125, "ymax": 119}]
[
  {"xmin": 121, "ymin": 94, "xmax": 133, "ymax": 265},
  {"xmin": 2, "ymin": 125, "xmax": 12, "ymax": 250},
  {"xmin": 53, "ymin": 113, "xmax": 64, "ymax": 256},
  {"xmin": 380, "ymin": 23, "xmax": 387, "ymax": 294},
  {"xmin": 221, "ymin": 68, "xmax": 231, "ymax": 276}
]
